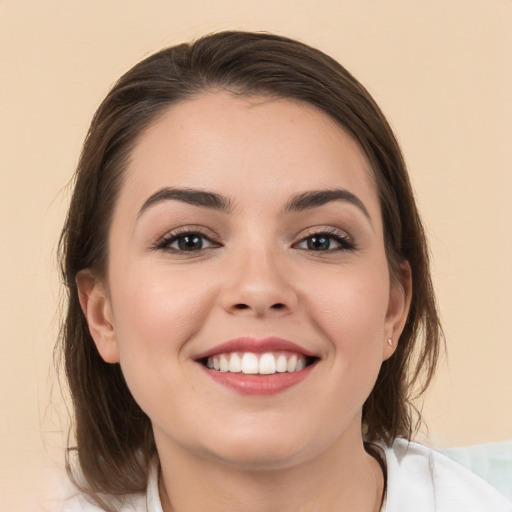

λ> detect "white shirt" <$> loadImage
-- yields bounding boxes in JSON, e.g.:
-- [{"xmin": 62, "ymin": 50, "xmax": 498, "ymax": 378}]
[
  {"xmin": 54, "ymin": 439, "xmax": 511, "ymax": 511},
  {"xmin": 381, "ymin": 439, "xmax": 511, "ymax": 511}
]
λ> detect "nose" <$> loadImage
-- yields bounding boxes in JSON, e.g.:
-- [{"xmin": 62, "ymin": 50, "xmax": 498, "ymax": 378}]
[{"xmin": 220, "ymin": 246, "xmax": 298, "ymax": 317}]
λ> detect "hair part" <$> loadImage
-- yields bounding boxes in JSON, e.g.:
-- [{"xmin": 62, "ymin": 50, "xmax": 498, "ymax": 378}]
[{"xmin": 58, "ymin": 30, "xmax": 443, "ymax": 506}]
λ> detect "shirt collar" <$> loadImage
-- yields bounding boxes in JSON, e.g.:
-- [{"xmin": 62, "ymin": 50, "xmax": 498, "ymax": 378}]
[{"xmin": 146, "ymin": 459, "xmax": 163, "ymax": 512}]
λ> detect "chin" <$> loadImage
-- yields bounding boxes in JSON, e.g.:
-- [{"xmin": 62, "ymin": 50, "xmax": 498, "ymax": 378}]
[
  {"xmin": 197, "ymin": 429, "xmax": 323, "ymax": 472},
  {"xmin": 209, "ymin": 448, "xmax": 303, "ymax": 472}
]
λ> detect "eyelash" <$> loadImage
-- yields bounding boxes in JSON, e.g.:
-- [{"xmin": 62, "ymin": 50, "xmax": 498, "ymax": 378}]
[
  {"xmin": 153, "ymin": 227, "xmax": 356, "ymax": 254},
  {"xmin": 293, "ymin": 228, "xmax": 356, "ymax": 253},
  {"xmin": 153, "ymin": 228, "xmax": 221, "ymax": 253}
]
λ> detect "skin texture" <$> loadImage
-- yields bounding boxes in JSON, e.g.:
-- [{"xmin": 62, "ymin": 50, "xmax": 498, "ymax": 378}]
[{"xmin": 78, "ymin": 93, "xmax": 411, "ymax": 512}]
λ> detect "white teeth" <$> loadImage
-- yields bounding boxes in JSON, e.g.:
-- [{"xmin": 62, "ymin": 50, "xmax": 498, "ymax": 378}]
[
  {"xmin": 219, "ymin": 354, "xmax": 229, "ymax": 372},
  {"xmin": 287, "ymin": 354, "xmax": 298, "ymax": 372},
  {"xmin": 241, "ymin": 353, "xmax": 259, "ymax": 374},
  {"xmin": 206, "ymin": 352, "xmax": 310, "ymax": 375},
  {"xmin": 259, "ymin": 353, "xmax": 276, "ymax": 374},
  {"xmin": 276, "ymin": 354, "xmax": 288, "ymax": 373},
  {"xmin": 228, "ymin": 353, "xmax": 241, "ymax": 372}
]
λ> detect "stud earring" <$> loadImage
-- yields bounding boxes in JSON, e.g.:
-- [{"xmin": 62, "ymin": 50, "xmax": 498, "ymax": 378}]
[{"xmin": 387, "ymin": 337, "xmax": 393, "ymax": 346}]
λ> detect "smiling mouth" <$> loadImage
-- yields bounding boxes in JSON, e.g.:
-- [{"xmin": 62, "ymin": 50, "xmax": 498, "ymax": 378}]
[{"xmin": 200, "ymin": 352, "xmax": 318, "ymax": 375}]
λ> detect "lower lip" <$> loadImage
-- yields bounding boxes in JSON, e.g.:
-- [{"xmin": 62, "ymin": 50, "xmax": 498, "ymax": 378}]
[{"xmin": 200, "ymin": 365, "xmax": 315, "ymax": 396}]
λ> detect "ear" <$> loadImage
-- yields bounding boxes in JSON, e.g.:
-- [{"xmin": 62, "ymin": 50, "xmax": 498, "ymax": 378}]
[
  {"xmin": 383, "ymin": 261, "xmax": 412, "ymax": 360},
  {"xmin": 76, "ymin": 270, "xmax": 120, "ymax": 363}
]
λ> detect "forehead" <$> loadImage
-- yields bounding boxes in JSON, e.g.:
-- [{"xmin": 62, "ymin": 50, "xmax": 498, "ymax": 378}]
[{"xmin": 121, "ymin": 92, "xmax": 379, "ymax": 214}]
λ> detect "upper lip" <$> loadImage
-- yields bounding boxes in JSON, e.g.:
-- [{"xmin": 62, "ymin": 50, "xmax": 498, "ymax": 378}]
[{"xmin": 194, "ymin": 336, "xmax": 318, "ymax": 360}]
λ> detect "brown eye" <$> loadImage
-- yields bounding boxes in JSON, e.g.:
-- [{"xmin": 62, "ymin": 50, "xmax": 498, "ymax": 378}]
[
  {"xmin": 158, "ymin": 231, "xmax": 218, "ymax": 252},
  {"xmin": 175, "ymin": 234, "xmax": 204, "ymax": 251},
  {"xmin": 305, "ymin": 235, "xmax": 333, "ymax": 251},
  {"xmin": 295, "ymin": 231, "xmax": 355, "ymax": 252}
]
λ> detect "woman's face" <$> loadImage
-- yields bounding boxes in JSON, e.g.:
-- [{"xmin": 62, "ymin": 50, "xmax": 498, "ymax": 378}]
[{"xmin": 80, "ymin": 92, "xmax": 409, "ymax": 469}]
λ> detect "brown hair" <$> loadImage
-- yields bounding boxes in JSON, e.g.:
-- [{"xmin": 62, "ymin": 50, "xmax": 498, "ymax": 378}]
[{"xmin": 58, "ymin": 30, "xmax": 442, "ymax": 505}]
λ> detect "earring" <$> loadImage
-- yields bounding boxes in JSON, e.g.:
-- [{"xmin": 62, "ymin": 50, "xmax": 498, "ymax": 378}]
[{"xmin": 387, "ymin": 337, "xmax": 393, "ymax": 346}]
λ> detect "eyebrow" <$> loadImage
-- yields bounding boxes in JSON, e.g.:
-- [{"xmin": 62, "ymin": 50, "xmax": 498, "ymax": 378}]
[
  {"xmin": 283, "ymin": 189, "xmax": 372, "ymax": 222},
  {"xmin": 137, "ymin": 186, "xmax": 371, "ymax": 225},
  {"xmin": 137, "ymin": 187, "xmax": 234, "ymax": 218}
]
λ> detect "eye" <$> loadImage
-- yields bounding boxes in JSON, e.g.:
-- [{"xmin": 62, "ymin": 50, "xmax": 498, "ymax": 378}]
[
  {"xmin": 156, "ymin": 230, "xmax": 219, "ymax": 253},
  {"xmin": 294, "ymin": 230, "xmax": 355, "ymax": 252}
]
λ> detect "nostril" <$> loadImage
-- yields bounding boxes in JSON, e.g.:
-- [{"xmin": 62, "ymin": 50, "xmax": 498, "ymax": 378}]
[{"xmin": 232, "ymin": 303, "xmax": 286, "ymax": 311}]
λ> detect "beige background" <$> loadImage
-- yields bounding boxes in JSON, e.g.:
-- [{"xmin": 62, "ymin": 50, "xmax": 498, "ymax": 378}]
[{"xmin": 1, "ymin": 1, "xmax": 511, "ymax": 509}]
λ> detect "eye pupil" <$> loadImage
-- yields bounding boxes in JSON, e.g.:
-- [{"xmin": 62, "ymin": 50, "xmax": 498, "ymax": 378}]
[
  {"xmin": 307, "ymin": 235, "xmax": 330, "ymax": 251},
  {"xmin": 178, "ymin": 235, "xmax": 203, "ymax": 251}
]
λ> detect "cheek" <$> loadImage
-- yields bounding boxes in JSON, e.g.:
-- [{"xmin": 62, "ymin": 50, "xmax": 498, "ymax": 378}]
[
  {"xmin": 107, "ymin": 265, "xmax": 219, "ymax": 423},
  {"xmin": 302, "ymin": 263, "xmax": 390, "ymax": 388},
  {"xmin": 305, "ymin": 263, "xmax": 390, "ymax": 339},
  {"xmin": 109, "ymin": 263, "xmax": 216, "ymax": 368}
]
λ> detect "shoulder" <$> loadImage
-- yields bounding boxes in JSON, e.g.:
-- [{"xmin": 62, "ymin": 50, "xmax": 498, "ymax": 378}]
[
  {"xmin": 37, "ymin": 466, "xmax": 154, "ymax": 512},
  {"xmin": 59, "ymin": 491, "xmax": 147, "ymax": 512},
  {"xmin": 380, "ymin": 438, "xmax": 512, "ymax": 512},
  {"xmin": 41, "ymin": 486, "xmax": 147, "ymax": 512}
]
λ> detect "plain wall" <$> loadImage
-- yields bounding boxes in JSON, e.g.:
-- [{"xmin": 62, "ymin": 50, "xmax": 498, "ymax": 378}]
[{"xmin": 1, "ymin": 1, "xmax": 511, "ymax": 509}]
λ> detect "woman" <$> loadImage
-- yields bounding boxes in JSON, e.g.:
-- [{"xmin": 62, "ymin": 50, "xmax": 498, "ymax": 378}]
[{"xmin": 58, "ymin": 31, "xmax": 511, "ymax": 511}]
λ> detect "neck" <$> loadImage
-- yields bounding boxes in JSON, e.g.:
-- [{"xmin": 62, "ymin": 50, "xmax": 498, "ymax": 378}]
[{"xmin": 156, "ymin": 425, "xmax": 384, "ymax": 512}]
